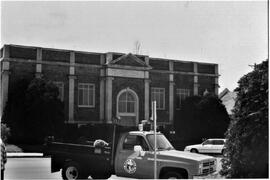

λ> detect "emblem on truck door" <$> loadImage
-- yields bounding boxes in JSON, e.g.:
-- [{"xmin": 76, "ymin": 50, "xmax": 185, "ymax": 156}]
[{"xmin": 124, "ymin": 159, "xmax": 137, "ymax": 174}]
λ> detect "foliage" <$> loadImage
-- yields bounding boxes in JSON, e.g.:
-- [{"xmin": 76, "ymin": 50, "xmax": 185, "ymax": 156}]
[
  {"xmin": 1, "ymin": 123, "xmax": 10, "ymax": 143},
  {"xmin": 2, "ymin": 77, "xmax": 65, "ymax": 144},
  {"xmin": 2, "ymin": 78, "xmax": 30, "ymax": 143},
  {"xmin": 175, "ymin": 94, "xmax": 230, "ymax": 143},
  {"xmin": 221, "ymin": 60, "xmax": 268, "ymax": 178}
]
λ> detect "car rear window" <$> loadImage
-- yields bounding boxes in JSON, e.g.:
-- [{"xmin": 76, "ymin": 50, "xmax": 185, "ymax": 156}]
[{"xmin": 214, "ymin": 140, "xmax": 225, "ymax": 145}]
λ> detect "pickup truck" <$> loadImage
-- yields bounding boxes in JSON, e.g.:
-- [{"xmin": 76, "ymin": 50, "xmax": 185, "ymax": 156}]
[{"xmin": 44, "ymin": 125, "xmax": 217, "ymax": 179}]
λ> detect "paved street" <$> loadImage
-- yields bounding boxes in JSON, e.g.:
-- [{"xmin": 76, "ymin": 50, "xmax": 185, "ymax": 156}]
[{"xmin": 5, "ymin": 156, "xmax": 222, "ymax": 179}]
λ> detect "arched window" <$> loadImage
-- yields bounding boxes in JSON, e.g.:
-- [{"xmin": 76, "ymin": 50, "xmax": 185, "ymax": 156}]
[
  {"xmin": 118, "ymin": 91, "xmax": 136, "ymax": 113},
  {"xmin": 116, "ymin": 88, "xmax": 139, "ymax": 126}
]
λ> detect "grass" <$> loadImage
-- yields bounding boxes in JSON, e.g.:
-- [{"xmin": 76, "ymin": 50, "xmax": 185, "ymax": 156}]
[
  {"xmin": 6, "ymin": 144, "xmax": 23, "ymax": 153},
  {"xmin": 6, "ymin": 144, "xmax": 44, "ymax": 153}
]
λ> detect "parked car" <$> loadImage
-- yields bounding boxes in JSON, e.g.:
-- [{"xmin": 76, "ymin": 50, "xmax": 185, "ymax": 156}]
[{"xmin": 184, "ymin": 139, "xmax": 226, "ymax": 155}]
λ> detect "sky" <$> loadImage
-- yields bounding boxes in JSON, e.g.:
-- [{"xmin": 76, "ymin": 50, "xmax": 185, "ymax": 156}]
[{"xmin": 1, "ymin": 1, "xmax": 268, "ymax": 92}]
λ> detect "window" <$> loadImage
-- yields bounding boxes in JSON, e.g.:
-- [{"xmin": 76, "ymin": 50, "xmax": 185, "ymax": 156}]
[
  {"xmin": 118, "ymin": 91, "xmax": 136, "ymax": 113},
  {"xmin": 176, "ymin": 88, "xmax": 190, "ymax": 109},
  {"xmin": 78, "ymin": 83, "xmax": 95, "ymax": 107},
  {"xmin": 213, "ymin": 140, "xmax": 225, "ymax": 145},
  {"xmin": 54, "ymin": 82, "xmax": 64, "ymax": 101},
  {"xmin": 203, "ymin": 140, "xmax": 214, "ymax": 145},
  {"xmin": 123, "ymin": 135, "xmax": 149, "ymax": 151},
  {"xmin": 151, "ymin": 88, "xmax": 165, "ymax": 110}
]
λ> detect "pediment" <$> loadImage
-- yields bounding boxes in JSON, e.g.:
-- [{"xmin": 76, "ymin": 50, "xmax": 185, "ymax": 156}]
[{"xmin": 108, "ymin": 53, "xmax": 150, "ymax": 68}]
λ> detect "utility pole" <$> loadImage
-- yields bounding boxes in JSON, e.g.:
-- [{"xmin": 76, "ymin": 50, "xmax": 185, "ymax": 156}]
[{"xmin": 152, "ymin": 101, "xmax": 157, "ymax": 179}]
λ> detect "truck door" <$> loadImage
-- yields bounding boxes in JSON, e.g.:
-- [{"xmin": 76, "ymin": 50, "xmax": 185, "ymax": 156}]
[{"xmin": 115, "ymin": 134, "xmax": 154, "ymax": 179}]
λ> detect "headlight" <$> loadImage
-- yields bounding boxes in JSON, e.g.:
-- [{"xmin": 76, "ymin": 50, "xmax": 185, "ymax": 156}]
[
  {"xmin": 198, "ymin": 163, "xmax": 203, "ymax": 174},
  {"xmin": 213, "ymin": 159, "xmax": 217, "ymax": 171}
]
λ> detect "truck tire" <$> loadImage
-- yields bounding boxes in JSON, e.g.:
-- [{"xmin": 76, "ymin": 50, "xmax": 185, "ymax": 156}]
[
  {"xmin": 61, "ymin": 161, "xmax": 87, "ymax": 180},
  {"xmin": 161, "ymin": 171, "xmax": 183, "ymax": 179}
]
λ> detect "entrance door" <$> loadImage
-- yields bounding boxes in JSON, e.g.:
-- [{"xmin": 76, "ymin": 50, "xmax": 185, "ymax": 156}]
[{"xmin": 117, "ymin": 88, "xmax": 139, "ymax": 126}]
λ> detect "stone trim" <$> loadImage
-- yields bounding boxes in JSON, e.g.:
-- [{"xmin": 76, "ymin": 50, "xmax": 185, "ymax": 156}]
[
  {"xmin": 150, "ymin": 69, "xmax": 219, "ymax": 77},
  {"xmin": 4, "ymin": 58, "xmax": 102, "ymax": 68},
  {"xmin": 144, "ymin": 79, "xmax": 150, "ymax": 120},
  {"xmin": 105, "ymin": 77, "xmax": 113, "ymax": 123}
]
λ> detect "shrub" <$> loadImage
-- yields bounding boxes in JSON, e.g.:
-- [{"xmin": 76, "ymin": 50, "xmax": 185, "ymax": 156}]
[
  {"xmin": 2, "ymin": 77, "xmax": 65, "ymax": 144},
  {"xmin": 1, "ymin": 123, "xmax": 10, "ymax": 143},
  {"xmin": 221, "ymin": 60, "xmax": 268, "ymax": 178},
  {"xmin": 175, "ymin": 94, "xmax": 230, "ymax": 143}
]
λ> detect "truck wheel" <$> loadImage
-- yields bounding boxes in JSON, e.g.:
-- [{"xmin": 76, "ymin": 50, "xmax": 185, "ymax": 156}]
[
  {"xmin": 61, "ymin": 161, "xmax": 87, "ymax": 180},
  {"xmin": 162, "ymin": 171, "xmax": 183, "ymax": 179},
  {"xmin": 190, "ymin": 149, "xmax": 198, "ymax": 153}
]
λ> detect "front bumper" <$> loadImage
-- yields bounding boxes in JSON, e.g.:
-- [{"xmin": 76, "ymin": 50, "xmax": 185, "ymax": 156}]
[{"xmin": 193, "ymin": 171, "xmax": 219, "ymax": 179}]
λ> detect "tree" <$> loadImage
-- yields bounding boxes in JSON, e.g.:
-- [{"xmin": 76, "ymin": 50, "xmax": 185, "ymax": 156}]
[
  {"xmin": 175, "ymin": 94, "xmax": 230, "ymax": 143},
  {"xmin": 221, "ymin": 60, "xmax": 268, "ymax": 178},
  {"xmin": 2, "ymin": 78, "xmax": 30, "ymax": 143},
  {"xmin": 2, "ymin": 77, "xmax": 65, "ymax": 144},
  {"xmin": 24, "ymin": 78, "xmax": 65, "ymax": 143}
]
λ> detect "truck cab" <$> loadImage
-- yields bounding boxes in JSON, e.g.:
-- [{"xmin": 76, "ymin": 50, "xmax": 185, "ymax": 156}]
[{"xmin": 115, "ymin": 131, "xmax": 217, "ymax": 179}]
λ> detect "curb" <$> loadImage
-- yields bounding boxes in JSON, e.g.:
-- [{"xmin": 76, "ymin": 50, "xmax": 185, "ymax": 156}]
[{"xmin": 7, "ymin": 152, "xmax": 44, "ymax": 158}]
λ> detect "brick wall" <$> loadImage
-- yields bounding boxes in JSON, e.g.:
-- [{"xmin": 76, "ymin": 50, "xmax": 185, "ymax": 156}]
[
  {"xmin": 174, "ymin": 62, "xmax": 193, "ymax": 72},
  {"xmin": 198, "ymin": 76, "xmax": 216, "ymax": 95},
  {"xmin": 197, "ymin": 64, "xmax": 215, "ymax": 74},
  {"xmin": 42, "ymin": 64, "xmax": 70, "ymax": 121},
  {"xmin": 9, "ymin": 61, "xmax": 36, "ymax": 88},
  {"xmin": 42, "ymin": 49, "xmax": 70, "ymax": 63},
  {"xmin": 150, "ymin": 72, "xmax": 170, "ymax": 123},
  {"xmin": 75, "ymin": 52, "xmax": 101, "ymax": 65},
  {"xmin": 9, "ymin": 46, "xmax": 37, "ymax": 60},
  {"xmin": 74, "ymin": 66, "xmax": 101, "ymax": 122},
  {"xmin": 149, "ymin": 59, "xmax": 169, "ymax": 71}
]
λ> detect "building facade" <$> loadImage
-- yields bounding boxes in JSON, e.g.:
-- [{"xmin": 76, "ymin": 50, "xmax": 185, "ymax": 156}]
[{"xmin": 0, "ymin": 44, "xmax": 219, "ymax": 127}]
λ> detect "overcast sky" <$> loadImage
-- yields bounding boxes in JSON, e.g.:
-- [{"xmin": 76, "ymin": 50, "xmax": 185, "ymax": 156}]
[{"xmin": 1, "ymin": 1, "xmax": 268, "ymax": 92}]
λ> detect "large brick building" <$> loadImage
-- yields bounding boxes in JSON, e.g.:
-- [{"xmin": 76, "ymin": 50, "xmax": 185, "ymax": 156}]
[{"xmin": 0, "ymin": 44, "xmax": 219, "ymax": 128}]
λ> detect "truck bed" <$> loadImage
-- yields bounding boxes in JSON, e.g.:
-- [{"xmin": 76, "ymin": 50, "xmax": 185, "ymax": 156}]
[{"xmin": 45, "ymin": 141, "xmax": 114, "ymax": 174}]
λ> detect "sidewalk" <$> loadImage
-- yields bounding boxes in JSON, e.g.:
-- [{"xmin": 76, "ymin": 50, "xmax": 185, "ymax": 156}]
[{"xmin": 7, "ymin": 152, "xmax": 44, "ymax": 158}]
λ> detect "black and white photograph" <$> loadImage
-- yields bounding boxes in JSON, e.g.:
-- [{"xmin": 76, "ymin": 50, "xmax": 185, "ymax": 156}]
[{"xmin": 0, "ymin": 1, "xmax": 268, "ymax": 179}]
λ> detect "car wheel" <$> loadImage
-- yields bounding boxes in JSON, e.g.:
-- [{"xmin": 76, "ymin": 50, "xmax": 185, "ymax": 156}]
[
  {"xmin": 61, "ymin": 161, "xmax": 87, "ymax": 180},
  {"xmin": 161, "ymin": 171, "xmax": 183, "ymax": 179},
  {"xmin": 222, "ymin": 149, "xmax": 226, "ymax": 156},
  {"xmin": 190, "ymin": 149, "xmax": 198, "ymax": 153}
]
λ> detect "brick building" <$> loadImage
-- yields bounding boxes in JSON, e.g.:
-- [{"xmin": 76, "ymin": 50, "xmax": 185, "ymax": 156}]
[{"xmin": 0, "ymin": 44, "xmax": 219, "ymax": 128}]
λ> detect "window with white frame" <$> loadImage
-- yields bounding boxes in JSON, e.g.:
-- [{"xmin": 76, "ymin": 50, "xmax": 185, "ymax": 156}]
[
  {"xmin": 151, "ymin": 88, "xmax": 165, "ymax": 110},
  {"xmin": 78, "ymin": 83, "xmax": 95, "ymax": 107},
  {"xmin": 53, "ymin": 82, "xmax": 64, "ymax": 101},
  {"xmin": 176, "ymin": 88, "xmax": 190, "ymax": 109},
  {"xmin": 118, "ymin": 91, "xmax": 136, "ymax": 114}
]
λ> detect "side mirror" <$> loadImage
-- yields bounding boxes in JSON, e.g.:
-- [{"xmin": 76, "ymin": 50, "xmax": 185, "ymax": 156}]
[{"xmin": 134, "ymin": 145, "xmax": 145, "ymax": 156}]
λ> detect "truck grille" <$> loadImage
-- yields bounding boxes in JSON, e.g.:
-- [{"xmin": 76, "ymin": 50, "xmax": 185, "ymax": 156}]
[
  {"xmin": 203, "ymin": 161, "xmax": 214, "ymax": 167},
  {"xmin": 202, "ymin": 161, "xmax": 216, "ymax": 175},
  {"xmin": 203, "ymin": 167, "xmax": 214, "ymax": 174}
]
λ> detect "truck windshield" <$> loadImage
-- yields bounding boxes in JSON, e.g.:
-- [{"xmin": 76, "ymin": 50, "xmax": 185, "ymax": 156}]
[{"xmin": 146, "ymin": 134, "xmax": 174, "ymax": 151}]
